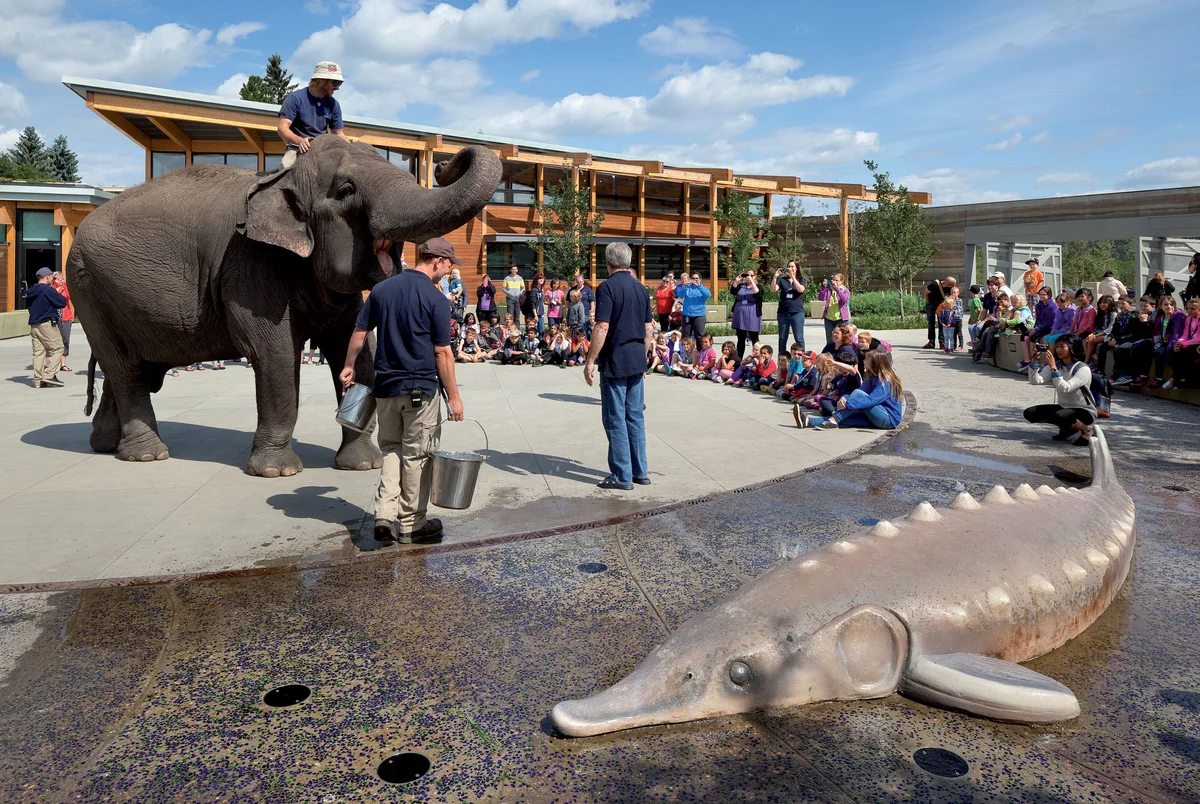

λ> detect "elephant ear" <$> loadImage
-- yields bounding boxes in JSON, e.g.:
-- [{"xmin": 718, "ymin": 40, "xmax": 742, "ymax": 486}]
[{"xmin": 239, "ymin": 168, "xmax": 314, "ymax": 258}]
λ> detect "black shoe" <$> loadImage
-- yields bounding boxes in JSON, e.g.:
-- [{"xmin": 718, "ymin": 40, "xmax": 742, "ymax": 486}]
[
  {"xmin": 396, "ymin": 518, "xmax": 444, "ymax": 544},
  {"xmin": 633, "ymin": 476, "xmax": 651, "ymax": 486},
  {"xmin": 1052, "ymin": 431, "xmax": 1073, "ymax": 441},
  {"xmin": 374, "ymin": 520, "xmax": 395, "ymax": 542},
  {"xmin": 41, "ymin": 376, "xmax": 64, "ymax": 388},
  {"xmin": 597, "ymin": 476, "xmax": 634, "ymax": 490},
  {"xmin": 1071, "ymin": 436, "xmax": 1092, "ymax": 447}
]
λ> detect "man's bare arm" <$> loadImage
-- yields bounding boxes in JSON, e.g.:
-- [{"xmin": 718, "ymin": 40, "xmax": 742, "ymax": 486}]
[
  {"xmin": 587, "ymin": 321, "xmax": 610, "ymax": 362},
  {"xmin": 435, "ymin": 345, "xmax": 464, "ymax": 420}
]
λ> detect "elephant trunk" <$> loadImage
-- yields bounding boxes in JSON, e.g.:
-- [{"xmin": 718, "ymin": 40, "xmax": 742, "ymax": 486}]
[{"xmin": 369, "ymin": 145, "xmax": 503, "ymax": 246}]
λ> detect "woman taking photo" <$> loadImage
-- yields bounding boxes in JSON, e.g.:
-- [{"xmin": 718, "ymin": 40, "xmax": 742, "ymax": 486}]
[
  {"xmin": 476, "ymin": 274, "xmax": 497, "ymax": 325},
  {"xmin": 1024, "ymin": 333, "xmax": 1097, "ymax": 446},
  {"xmin": 674, "ymin": 272, "xmax": 712, "ymax": 340},
  {"xmin": 730, "ymin": 271, "xmax": 763, "ymax": 359},
  {"xmin": 1145, "ymin": 271, "xmax": 1176, "ymax": 304},
  {"xmin": 655, "ymin": 273, "xmax": 676, "ymax": 332},
  {"xmin": 817, "ymin": 273, "xmax": 851, "ymax": 346},
  {"xmin": 772, "ymin": 260, "xmax": 807, "ymax": 356}
]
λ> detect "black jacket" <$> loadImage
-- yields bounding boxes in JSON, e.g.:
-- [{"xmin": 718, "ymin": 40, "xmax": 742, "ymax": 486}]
[
  {"xmin": 1145, "ymin": 277, "xmax": 1176, "ymax": 301},
  {"xmin": 1111, "ymin": 310, "xmax": 1152, "ymax": 344},
  {"xmin": 1183, "ymin": 271, "xmax": 1200, "ymax": 305}
]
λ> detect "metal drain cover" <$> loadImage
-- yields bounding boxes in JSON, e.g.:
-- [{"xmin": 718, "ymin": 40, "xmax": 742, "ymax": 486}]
[
  {"xmin": 577, "ymin": 562, "xmax": 608, "ymax": 574},
  {"xmin": 263, "ymin": 684, "xmax": 311, "ymax": 708},
  {"xmin": 913, "ymin": 747, "xmax": 969, "ymax": 778},
  {"xmin": 378, "ymin": 752, "xmax": 431, "ymax": 785},
  {"xmin": 857, "ymin": 517, "xmax": 879, "ymax": 526}
]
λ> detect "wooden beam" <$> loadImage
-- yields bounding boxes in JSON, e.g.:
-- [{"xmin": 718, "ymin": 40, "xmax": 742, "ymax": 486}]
[
  {"xmin": 421, "ymin": 134, "xmax": 443, "ymax": 149},
  {"xmin": 677, "ymin": 167, "xmax": 733, "ymax": 182},
  {"xmin": 742, "ymin": 174, "xmax": 801, "ymax": 190},
  {"xmin": 89, "ymin": 93, "xmax": 276, "ymax": 132},
  {"xmin": 590, "ymin": 161, "xmax": 644, "ymax": 177},
  {"xmin": 0, "ymin": 202, "xmax": 12, "ymax": 227},
  {"xmin": 60, "ymin": 225, "xmax": 74, "ymax": 275},
  {"xmin": 506, "ymin": 153, "xmax": 574, "ymax": 168},
  {"xmin": 569, "ymin": 153, "xmax": 593, "ymax": 167},
  {"xmin": 805, "ymin": 181, "xmax": 865, "ymax": 195},
  {"xmin": 717, "ymin": 178, "xmax": 778, "ymax": 192},
  {"xmin": 147, "ymin": 116, "xmax": 191, "ymax": 151},
  {"xmin": 839, "ymin": 194, "xmax": 849, "ymax": 275},
  {"xmin": 497, "ymin": 144, "xmax": 519, "ymax": 158},
  {"xmin": 238, "ymin": 127, "xmax": 264, "ymax": 150},
  {"xmin": 626, "ymin": 160, "xmax": 664, "ymax": 173},
  {"xmin": 709, "ymin": 181, "xmax": 718, "ymax": 293},
  {"xmin": 86, "ymin": 100, "xmax": 151, "ymax": 149},
  {"xmin": 655, "ymin": 168, "xmax": 713, "ymax": 184},
  {"xmin": 345, "ymin": 132, "xmax": 427, "ymax": 151},
  {"xmin": 2, "ymin": 202, "xmax": 15, "ymax": 313}
]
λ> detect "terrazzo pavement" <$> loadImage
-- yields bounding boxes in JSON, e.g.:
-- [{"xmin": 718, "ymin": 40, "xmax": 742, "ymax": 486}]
[{"xmin": 1, "ymin": 330, "xmax": 1199, "ymax": 802}]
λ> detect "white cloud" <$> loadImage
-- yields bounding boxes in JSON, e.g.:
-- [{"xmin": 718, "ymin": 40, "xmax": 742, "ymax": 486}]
[
  {"xmin": 76, "ymin": 150, "xmax": 145, "ymax": 188},
  {"xmin": 0, "ymin": 81, "xmax": 28, "ymax": 125},
  {"xmin": 986, "ymin": 114, "xmax": 1032, "ymax": 132},
  {"xmin": 0, "ymin": 128, "xmax": 21, "ymax": 151},
  {"xmin": 1029, "ymin": 131, "xmax": 1050, "ymax": 143},
  {"xmin": 626, "ymin": 127, "xmax": 879, "ymax": 174},
  {"xmin": 305, "ymin": 0, "xmax": 330, "ymax": 14},
  {"xmin": 450, "ymin": 53, "xmax": 855, "ymax": 141},
  {"xmin": 901, "ymin": 168, "xmax": 1020, "ymax": 206},
  {"xmin": 216, "ymin": 22, "xmax": 266, "ymax": 47},
  {"xmin": 1116, "ymin": 157, "xmax": 1200, "ymax": 189},
  {"xmin": 215, "ymin": 73, "xmax": 249, "ymax": 99},
  {"xmin": 0, "ymin": 1, "xmax": 214, "ymax": 83},
  {"xmin": 639, "ymin": 17, "xmax": 740, "ymax": 56},
  {"xmin": 983, "ymin": 132, "xmax": 1022, "ymax": 151},
  {"xmin": 1036, "ymin": 172, "xmax": 1092, "ymax": 186},
  {"xmin": 520, "ymin": 69, "xmax": 540, "ymax": 82}
]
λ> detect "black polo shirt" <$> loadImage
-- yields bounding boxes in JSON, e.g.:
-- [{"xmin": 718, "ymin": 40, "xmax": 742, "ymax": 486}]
[
  {"xmin": 926, "ymin": 280, "xmax": 946, "ymax": 308},
  {"xmin": 595, "ymin": 270, "xmax": 652, "ymax": 379},
  {"xmin": 355, "ymin": 270, "xmax": 451, "ymax": 398}
]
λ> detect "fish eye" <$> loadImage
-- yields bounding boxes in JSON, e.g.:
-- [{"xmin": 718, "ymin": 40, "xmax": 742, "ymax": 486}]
[
  {"xmin": 728, "ymin": 661, "xmax": 751, "ymax": 686},
  {"xmin": 683, "ymin": 672, "xmax": 693, "ymax": 682}
]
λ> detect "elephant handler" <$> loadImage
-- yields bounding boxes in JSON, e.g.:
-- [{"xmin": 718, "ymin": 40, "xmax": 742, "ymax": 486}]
[
  {"xmin": 277, "ymin": 61, "xmax": 351, "ymax": 169},
  {"xmin": 27, "ymin": 267, "xmax": 67, "ymax": 389},
  {"xmin": 340, "ymin": 238, "xmax": 466, "ymax": 545}
]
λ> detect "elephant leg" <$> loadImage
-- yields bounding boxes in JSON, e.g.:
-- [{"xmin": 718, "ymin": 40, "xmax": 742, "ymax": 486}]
[
  {"xmin": 320, "ymin": 323, "xmax": 383, "ymax": 472},
  {"xmin": 246, "ymin": 349, "xmax": 303, "ymax": 478},
  {"xmin": 109, "ymin": 365, "xmax": 169, "ymax": 462},
  {"xmin": 90, "ymin": 378, "xmax": 121, "ymax": 454}
]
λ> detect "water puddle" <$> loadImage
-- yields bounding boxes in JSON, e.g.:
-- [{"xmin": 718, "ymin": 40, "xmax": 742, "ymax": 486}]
[{"xmin": 903, "ymin": 445, "xmax": 1041, "ymax": 477}]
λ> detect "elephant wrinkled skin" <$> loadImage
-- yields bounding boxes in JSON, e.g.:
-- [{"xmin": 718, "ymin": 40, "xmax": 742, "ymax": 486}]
[{"xmin": 68, "ymin": 136, "xmax": 501, "ymax": 476}]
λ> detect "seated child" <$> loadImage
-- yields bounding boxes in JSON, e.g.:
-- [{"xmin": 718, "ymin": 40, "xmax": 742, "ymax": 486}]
[
  {"xmin": 750, "ymin": 344, "xmax": 779, "ymax": 392},
  {"xmin": 711, "ymin": 340, "xmax": 739, "ymax": 382},
  {"xmin": 501, "ymin": 331, "xmax": 526, "ymax": 365},
  {"xmin": 520, "ymin": 326, "xmax": 543, "ymax": 366},
  {"xmin": 795, "ymin": 353, "xmax": 834, "ymax": 410},
  {"xmin": 675, "ymin": 337, "xmax": 698, "ymax": 378},
  {"xmin": 795, "ymin": 352, "xmax": 904, "ymax": 431},
  {"xmin": 1111, "ymin": 296, "xmax": 1154, "ymax": 385},
  {"xmin": 1166, "ymin": 297, "xmax": 1200, "ymax": 389},
  {"xmin": 690, "ymin": 334, "xmax": 718, "ymax": 380},
  {"xmin": 775, "ymin": 343, "xmax": 809, "ymax": 399},
  {"xmin": 545, "ymin": 327, "xmax": 571, "ymax": 366},
  {"xmin": 567, "ymin": 328, "xmax": 590, "ymax": 367},
  {"xmin": 727, "ymin": 342, "xmax": 761, "ymax": 386},
  {"xmin": 1021, "ymin": 286, "xmax": 1057, "ymax": 367},
  {"xmin": 816, "ymin": 351, "xmax": 862, "ymax": 416},
  {"xmin": 649, "ymin": 333, "xmax": 669, "ymax": 374},
  {"xmin": 1083, "ymin": 294, "xmax": 1116, "ymax": 369},
  {"xmin": 456, "ymin": 328, "xmax": 490, "ymax": 363}
]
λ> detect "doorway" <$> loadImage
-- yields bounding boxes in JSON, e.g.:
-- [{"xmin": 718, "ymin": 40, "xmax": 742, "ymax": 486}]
[{"xmin": 16, "ymin": 245, "xmax": 60, "ymax": 310}]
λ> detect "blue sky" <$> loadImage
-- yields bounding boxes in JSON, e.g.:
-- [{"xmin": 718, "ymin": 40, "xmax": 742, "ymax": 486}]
[{"xmin": 1, "ymin": 0, "xmax": 1198, "ymax": 210}]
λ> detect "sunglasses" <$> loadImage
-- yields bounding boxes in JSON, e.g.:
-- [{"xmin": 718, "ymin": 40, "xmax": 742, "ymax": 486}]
[{"xmin": 330, "ymin": 80, "xmax": 343, "ymax": 88}]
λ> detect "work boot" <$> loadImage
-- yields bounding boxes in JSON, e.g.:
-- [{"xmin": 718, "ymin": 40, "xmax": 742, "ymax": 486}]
[
  {"xmin": 41, "ymin": 376, "xmax": 64, "ymax": 388},
  {"xmin": 396, "ymin": 519, "xmax": 444, "ymax": 544}
]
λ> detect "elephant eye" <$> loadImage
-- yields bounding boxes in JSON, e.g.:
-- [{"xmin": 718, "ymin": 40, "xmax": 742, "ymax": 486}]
[{"xmin": 336, "ymin": 182, "xmax": 356, "ymax": 200}]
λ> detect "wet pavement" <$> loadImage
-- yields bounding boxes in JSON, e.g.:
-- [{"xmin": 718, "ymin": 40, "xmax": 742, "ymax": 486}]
[{"xmin": 2, "ymin": 333, "xmax": 1199, "ymax": 802}]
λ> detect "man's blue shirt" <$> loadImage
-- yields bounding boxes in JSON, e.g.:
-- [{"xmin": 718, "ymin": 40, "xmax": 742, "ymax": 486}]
[
  {"xmin": 355, "ymin": 271, "xmax": 450, "ymax": 398},
  {"xmin": 279, "ymin": 88, "xmax": 343, "ymax": 140}
]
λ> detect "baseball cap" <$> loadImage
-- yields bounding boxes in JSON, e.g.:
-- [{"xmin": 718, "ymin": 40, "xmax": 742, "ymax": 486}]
[
  {"xmin": 35, "ymin": 267, "xmax": 52, "ymax": 279},
  {"xmin": 1025, "ymin": 257, "xmax": 1040, "ymax": 265},
  {"xmin": 419, "ymin": 237, "xmax": 462, "ymax": 266},
  {"xmin": 311, "ymin": 61, "xmax": 345, "ymax": 82},
  {"xmin": 990, "ymin": 271, "xmax": 1007, "ymax": 280}
]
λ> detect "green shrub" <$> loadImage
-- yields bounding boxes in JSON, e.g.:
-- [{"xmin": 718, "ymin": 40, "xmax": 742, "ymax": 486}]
[
  {"xmin": 845, "ymin": 291, "xmax": 925, "ymax": 317},
  {"xmin": 704, "ymin": 323, "xmax": 780, "ymax": 337},
  {"xmin": 850, "ymin": 313, "xmax": 925, "ymax": 331}
]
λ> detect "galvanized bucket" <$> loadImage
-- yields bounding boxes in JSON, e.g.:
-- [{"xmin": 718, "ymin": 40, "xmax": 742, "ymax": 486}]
[
  {"xmin": 335, "ymin": 383, "xmax": 376, "ymax": 433},
  {"xmin": 430, "ymin": 418, "xmax": 488, "ymax": 510}
]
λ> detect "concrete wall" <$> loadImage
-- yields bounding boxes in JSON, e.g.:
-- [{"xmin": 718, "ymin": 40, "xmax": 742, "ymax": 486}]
[{"xmin": 0, "ymin": 310, "xmax": 27, "ymax": 340}]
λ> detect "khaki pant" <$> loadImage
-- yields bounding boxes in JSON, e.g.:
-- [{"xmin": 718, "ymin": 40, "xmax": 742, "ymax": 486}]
[
  {"xmin": 374, "ymin": 392, "xmax": 442, "ymax": 531},
  {"xmin": 30, "ymin": 322, "xmax": 64, "ymax": 384}
]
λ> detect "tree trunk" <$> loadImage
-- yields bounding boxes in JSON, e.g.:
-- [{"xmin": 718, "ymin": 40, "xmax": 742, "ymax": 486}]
[{"xmin": 897, "ymin": 277, "xmax": 905, "ymax": 322}]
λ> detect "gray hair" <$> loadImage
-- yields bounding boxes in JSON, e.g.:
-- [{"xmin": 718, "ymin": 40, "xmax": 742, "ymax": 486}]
[{"xmin": 605, "ymin": 242, "xmax": 632, "ymax": 270}]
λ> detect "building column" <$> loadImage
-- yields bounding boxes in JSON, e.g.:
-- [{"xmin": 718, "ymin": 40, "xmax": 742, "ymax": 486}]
[
  {"xmin": 60, "ymin": 225, "xmax": 74, "ymax": 276},
  {"xmin": 839, "ymin": 193, "xmax": 849, "ymax": 276},
  {"xmin": 963, "ymin": 243, "xmax": 976, "ymax": 288},
  {"xmin": 708, "ymin": 181, "xmax": 718, "ymax": 296},
  {"xmin": 1, "ymin": 201, "xmax": 15, "ymax": 312},
  {"xmin": 637, "ymin": 244, "xmax": 645, "ymax": 283}
]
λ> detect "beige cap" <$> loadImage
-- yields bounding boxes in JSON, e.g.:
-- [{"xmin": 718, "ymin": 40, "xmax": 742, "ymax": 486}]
[{"xmin": 311, "ymin": 61, "xmax": 345, "ymax": 82}]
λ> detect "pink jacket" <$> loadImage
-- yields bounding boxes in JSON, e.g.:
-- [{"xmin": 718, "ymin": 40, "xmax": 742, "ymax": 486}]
[
  {"xmin": 1069, "ymin": 304, "xmax": 1096, "ymax": 335},
  {"xmin": 1177, "ymin": 314, "xmax": 1200, "ymax": 349}
]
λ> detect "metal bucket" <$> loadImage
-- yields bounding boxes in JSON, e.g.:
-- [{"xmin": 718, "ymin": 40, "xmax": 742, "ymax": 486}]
[
  {"xmin": 335, "ymin": 383, "xmax": 376, "ymax": 432},
  {"xmin": 430, "ymin": 418, "xmax": 488, "ymax": 510}
]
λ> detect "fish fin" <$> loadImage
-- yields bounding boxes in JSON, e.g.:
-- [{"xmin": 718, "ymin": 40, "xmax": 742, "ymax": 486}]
[
  {"xmin": 1089, "ymin": 424, "xmax": 1116, "ymax": 490},
  {"xmin": 900, "ymin": 653, "xmax": 1080, "ymax": 724},
  {"xmin": 778, "ymin": 604, "xmax": 908, "ymax": 702}
]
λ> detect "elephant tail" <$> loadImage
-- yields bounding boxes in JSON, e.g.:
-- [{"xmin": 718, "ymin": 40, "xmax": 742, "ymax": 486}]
[{"xmin": 85, "ymin": 355, "xmax": 97, "ymax": 416}]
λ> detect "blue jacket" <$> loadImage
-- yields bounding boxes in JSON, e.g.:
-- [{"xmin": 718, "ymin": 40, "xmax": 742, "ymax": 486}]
[
  {"xmin": 26, "ymin": 283, "xmax": 67, "ymax": 326},
  {"xmin": 674, "ymin": 284, "xmax": 711, "ymax": 317},
  {"xmin": 843, "ymin": 378, "xmax": 903, "ymax": 428}
]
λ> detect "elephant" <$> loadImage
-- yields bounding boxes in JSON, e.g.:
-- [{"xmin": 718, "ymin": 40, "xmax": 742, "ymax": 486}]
[{"xmin": 68, "ymin": 135, "xmax": 502, "ymax": 476}]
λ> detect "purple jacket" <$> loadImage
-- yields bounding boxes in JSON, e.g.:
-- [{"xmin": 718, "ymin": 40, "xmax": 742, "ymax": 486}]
[
  {"xmin": 817, "ymin": 285, "xmax": 851, "ymax": 320},
  {"xmin": 1051, "ymin": 304, "xmax": 1076, "ymax": 335},
  {"xmin": 1033, "ymin": 298, "xmax": 1057, "ymax": 330},
  {"xmin": 1152, "ymin": 309, "xmax": 1185, "ymax": 349}
]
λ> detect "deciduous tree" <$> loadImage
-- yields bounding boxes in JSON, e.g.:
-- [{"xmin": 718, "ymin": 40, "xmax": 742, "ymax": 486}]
[
  {"xmin": 714, "ymin": 180, "xmax": 766, "ymax": 282},
  {"xmin": 530, "ymin": 178, "xmax": 605, "ymax": 280}
]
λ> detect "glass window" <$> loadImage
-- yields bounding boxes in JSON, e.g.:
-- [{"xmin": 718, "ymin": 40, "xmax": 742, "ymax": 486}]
[
  {"xmin": 20, "ymin": 211, "xmax": 60, "ymax": 243},
  {"xmin": 643, "ymin": 245, "xmax": 684, "ymax": 281},
  {"xmin": 689, "ymin": 184, "xmax": 711, "ymax": 215},
  {"xmin": 486, "ymin": 243, "xmax": 538, "ymax": 279},
  {"xmin": 491, "ymin": 162, "xmax": 537, "ymax": 205},
  {"xmin": 264, "ymin": 154, "xmax": 284, "ymax": 173},
  {"xmin": 594, "ymin": 173, "xmax": 637, "ymax": 211},
  {"xmin": 192, "ymin": 153, "xmax": 224, "ymax": 165},
  {"xmin": 0, "ymin": 223, "xmax": 7, "ymax": 242},
  {"xmin": 151, "ymin": 152, "xmax": 186, "ymax": 178},
  {"xmin": 227, "ymin": 153, "xmax": 259, "ymax": 170},
  {"xmin": 690, "ymin": 247, "xmax": 711, "ymax": 276},
  {"xmin": 744, "ymin": 193, "xmax": 767, "ymax": 217},
  {"xmin": 542, "ymin": 166, "xmax": 571, "ymax": 199},
  {"xmin": 388, "ymin": 149, "xmax": 416, "ymax": 175},
  {"xmin": 644, "ymin": 179, "xmax": 684, "ymax": 215}
]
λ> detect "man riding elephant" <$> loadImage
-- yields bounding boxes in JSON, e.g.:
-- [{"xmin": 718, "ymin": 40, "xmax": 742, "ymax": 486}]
[{"xmin": 68, "ymin": 137, "xmax": 501, "ymax": 476}]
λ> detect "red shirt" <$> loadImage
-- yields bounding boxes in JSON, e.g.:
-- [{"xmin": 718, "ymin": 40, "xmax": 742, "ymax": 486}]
[
  {"xmin": 655, "ymin": 284, "xmax": 675, "ymax": 315},
  {"xmin": 53, "ymin": 280, "xmax": 73, "ymax": 322},
  {"xmin": 754, "ymin": 358, "xmax": 777, "ymax": 379}
]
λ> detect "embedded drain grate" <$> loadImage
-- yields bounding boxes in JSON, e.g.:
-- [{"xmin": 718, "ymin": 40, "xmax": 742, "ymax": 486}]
[
  {"xmin": 1165, "ymin": 485, "xmax": 1189, "ymax": 492},
  {"xmin": 913, "ymin": 747, "xmax": 969, "ymax": 778},
  {"xmin": 263, "ymin": 684, "xmax": 311, "ymax": 708},
  {"xmin": 577, "ymin": 562, "xmax": 608, "ymax": 574},
  {"xmin": 857, "ymin": 517, "xmax": 880, "ymax": 526},
  {"xmin": 378, "ymin": 752, "xmax": 431, "ymax": 785}
]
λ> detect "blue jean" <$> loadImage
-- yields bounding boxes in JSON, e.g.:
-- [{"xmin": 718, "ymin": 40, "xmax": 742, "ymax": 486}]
[
  {"xmin": 834, "ymin": 404, "xmax": 895, "ymax": 429},
  {"xmin": 823, "ymin": 317, "xmax": 847, "ymax": 346},
  {"xmin": 599, "ymin": 372, "xmax": 648, "ymax": 484},
  {"xmin": 777, "ymin": 311, "xmax": 806, "ymax": 356}
]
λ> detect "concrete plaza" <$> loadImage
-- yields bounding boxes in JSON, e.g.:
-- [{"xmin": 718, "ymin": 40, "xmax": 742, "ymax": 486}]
[
  {"xmin": 2, "ymin": 324, "xmax": 1199, "ymax": 802},
  {"xmin": 0, "ymin": 322, "xmax": 884, "ymax": 587}
]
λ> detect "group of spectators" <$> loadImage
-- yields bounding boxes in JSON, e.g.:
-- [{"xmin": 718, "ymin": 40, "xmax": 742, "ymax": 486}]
[{"xmin": 949, "ymin": 254, "xmax": 1200, "ymax": 447}]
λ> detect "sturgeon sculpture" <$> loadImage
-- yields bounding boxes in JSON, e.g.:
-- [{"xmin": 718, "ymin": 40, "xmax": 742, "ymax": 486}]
[{"xmin": 552, "ymin": 425, "xmax": 1135, "ymax": 736}]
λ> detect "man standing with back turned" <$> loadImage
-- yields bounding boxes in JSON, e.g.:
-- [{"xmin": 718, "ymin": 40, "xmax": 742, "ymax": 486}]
[
  {"xmin": 584, "ymin": 242, "xmax": 654, "ymax": 490},
  {"xmin": 341, "ymin": 238, "xmax": 465, "ymax": 544}
]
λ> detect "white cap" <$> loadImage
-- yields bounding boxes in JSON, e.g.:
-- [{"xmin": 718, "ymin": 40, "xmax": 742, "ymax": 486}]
[
  {"xmin": 990, "ymin": 271, "xmax": 1006, "ymax": 279},
  {"xmin": 311, "ymin": 61, "xmax": 345, "ymax": 82}
]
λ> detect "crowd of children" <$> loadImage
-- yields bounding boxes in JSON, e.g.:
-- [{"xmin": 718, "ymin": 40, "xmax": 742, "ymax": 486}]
[{"xmin": 452, "ymin": 312, "xmax": 592, "ymax": 367}]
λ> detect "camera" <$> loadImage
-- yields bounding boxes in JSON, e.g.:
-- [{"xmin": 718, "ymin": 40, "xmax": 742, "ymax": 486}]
[{"xmin": 1036, "ymin": 343, "xmax": 1049, "ymax": 352}]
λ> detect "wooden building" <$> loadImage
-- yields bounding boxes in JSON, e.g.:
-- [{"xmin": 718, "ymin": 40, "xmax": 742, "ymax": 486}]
[{"xmin": 63, "ymin": 76, "xmax": 930, "ymax": 293}]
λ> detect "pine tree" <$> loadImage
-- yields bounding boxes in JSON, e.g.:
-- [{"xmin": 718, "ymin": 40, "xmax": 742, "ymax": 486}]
[
  {"xmin": 46, "ymin": 135, "xmax": 81, "ymax": 183},
  {"xmin": 6, "ymin": 126, "xmax": 51, "ymax": 173},
  {"xmin": 240, "ymin": 54, "xmax": 298, "ymax": 104}
]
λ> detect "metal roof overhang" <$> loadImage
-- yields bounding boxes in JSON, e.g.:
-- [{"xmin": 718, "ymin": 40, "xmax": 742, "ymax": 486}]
[
  {"xmin": 485, "ymin": 233, "xmax": 729, "ymax": 247},
  {"xmin": 0, "ymin": 182, "xmax": 115, "ymax": 206}
]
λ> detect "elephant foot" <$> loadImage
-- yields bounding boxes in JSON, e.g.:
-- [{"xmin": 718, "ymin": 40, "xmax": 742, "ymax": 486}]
[
  {"xmin": 90, "ymin": 427, "xmax": 120, "ymax": 454},
  {"xmin": 247, "ymin": 445, "xmax": 304, "ymax": 478},
  {"xmin": 117, "ymin": 432, "xmax": 170, "ymax": 463},
  {"xmin": 334, "ymin": 437, "xmax": 383, "ymax": 471}
]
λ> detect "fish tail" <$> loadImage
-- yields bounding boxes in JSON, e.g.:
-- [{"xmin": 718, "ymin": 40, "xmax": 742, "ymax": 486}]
[{"xmin": 1089, "ymin": 424, "xmax": 1116, "ymax": 490}]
